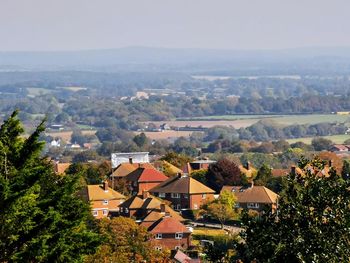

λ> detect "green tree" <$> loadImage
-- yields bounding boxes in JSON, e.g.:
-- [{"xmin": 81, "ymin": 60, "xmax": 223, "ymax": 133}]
[
  {"xmin": 311, "ymin": 137, "xmax": 333, "ymax": 151},
  {"xmin": 85, "ymin": 217, "xmax": 168, "ymax": 263},
  {"xmin": 342, "ymin": 159, "xmax": 350, "ymax": 180},
  {"xmin": 254, "ymin": 164, "xmax": 272, "ymax": 186},
  {"xmin": 237, "ymin": 158, "xmax": 350, "ymax": 262},
  {"xmin": 204, "ymin": 190, "xmax": 236, "ymax": 229},
  {"xmin": 0, "ymin": 111, "xmax": 100, "ymax": 262},
  {"xmin": 132, "ymin": 132, "xmax": 148, "ymax": 148},
  {"xmin": 160, "ymin": 152, "xmax": 193, "ymax": 169}
]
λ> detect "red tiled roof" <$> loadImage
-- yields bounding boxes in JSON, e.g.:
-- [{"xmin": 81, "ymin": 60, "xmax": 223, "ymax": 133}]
[
  {"xmin": 147, "ymin": 216, "xmax": 190, "ymax": 234},
  {"xmin": 271, "ymin": 169, "xmax": 289, "ymax": 177},
  {"xmin": 126, "ymin": 168, "xmax": 168, "ymax": 183}
]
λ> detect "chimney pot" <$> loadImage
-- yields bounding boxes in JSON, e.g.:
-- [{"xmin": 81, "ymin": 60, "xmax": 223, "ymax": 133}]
[
  {"xmin": 103, "ymin": 180, "xmax": 108, "ymax": 191},
  {"xmin": 160, "ymin": 203, "xmax": 166, "ymax": 213},
  {"xmin": 245, "ymin": 161, "xmax": 250, "ymax": 170},
  {"xmin": 142, "ymin": 190, "xmax": 149, "ymax": 199},
  {"xmin": 291, "ymin": 166, "xmax": 296, "ymax": 176},
  {"xmin": 129, "ymin": 157, "xmax": 133, "ymax": 164},
  {"xmin": 329, "ymin": 160, "xmax": 333, "ymax": 167}
]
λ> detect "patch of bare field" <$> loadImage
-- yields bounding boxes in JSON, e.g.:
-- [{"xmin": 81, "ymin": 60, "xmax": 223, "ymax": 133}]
[
  {"xmin": 135, "ymin": 130, "xmax": 195, "ymax": 140},
  {"xmin": 146, "ymin": 119, "xmax": 259, "ymax": 129}
]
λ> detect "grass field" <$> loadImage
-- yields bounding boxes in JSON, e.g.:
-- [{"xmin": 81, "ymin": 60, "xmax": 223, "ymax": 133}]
[
  {"xmin": 286, "ymin": 134, "xmax": 350, "ymax": 144},
  {"xmin": 150, "ymin": 114, "xmax": 349, "ymax": 130},
  {"xmin": 192, "ymin": 227, "xmax": 227, "ymax": 237},
  {"xmin": 27, "ymin": 88, "xmax": 54, "ymax": 96}
]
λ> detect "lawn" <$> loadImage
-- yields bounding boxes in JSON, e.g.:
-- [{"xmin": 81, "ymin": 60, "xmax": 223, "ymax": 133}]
[{"xmin": 192, "ymin": 227, "xmax": 227, "ymax": 237}]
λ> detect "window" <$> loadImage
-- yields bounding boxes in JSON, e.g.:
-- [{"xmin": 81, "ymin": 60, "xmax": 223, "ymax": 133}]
[
  {"xmin": 235, "ymin": 203, "xmax": 240, "ymax": 208},
  {"xmin": 155, "ymin": 233, "xmax": 162, "ymax": 239},
  {"xmin": 176, "ymin": 204, "xmax": 181, "ymax": 210},
  {"xmin": 183, "ymin": 194, "xmax": 188, "ymax": 199},
  {"xmin": 120, "ymin": 207, "xmax": 123, "ymax": 212},
  {"xmin": 92, "ymin": 210, "xmax": 98, "ymax": 217},
  {"xmin": 175, "ymin": 233, "xmax": 183, "ymax": 239},
  {"xmin": 103, "ymin": 209, "xmax": 108, "ymax": 216},
  {"xmin": 202, "ymin": 194, "xmax": 206, "ymax": 199},
  {"xmin": 125, "ymin": 208, "xmax": 129, "ymax": 213},
  {"xmin": 103, "ymin": 199, "xmax": 109, "ymax": 205},
  {"xmin": 194, "ymin": 204, "xmax": 198, "ymax": 209},
  {"xmin": 247, "ymin": 203, "xmax": 259, "ymax": 209},
  {"xmin": 171, "ymin": 193, "xmax": 181, "ymax": 198},
  {"xmin": 159, "ymin": 192, "xmax": 166, "ymax": 198},
  {"xmin": 155, "ymin": 246, "xmax": 162, "ymax": 251}
]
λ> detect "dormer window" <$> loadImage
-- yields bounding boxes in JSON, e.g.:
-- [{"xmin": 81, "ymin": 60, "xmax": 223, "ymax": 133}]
[
  {"xmin": 175, "ymin": 233, "xmax": 183, "ymax": 239},
  {"xmin": 202, "ymin": 194, "xmax": 206, "ymax": 199},
  {"xmin": 159, "ymin": 192, "xmax": 166, "ymax": 198},
  {"xmin": 155, "ymin": 233, "xmax": 162, "ymax": 239},
  {"xmin": 103, "ymin": 200, "xmax": 109, "ymax": 205}
]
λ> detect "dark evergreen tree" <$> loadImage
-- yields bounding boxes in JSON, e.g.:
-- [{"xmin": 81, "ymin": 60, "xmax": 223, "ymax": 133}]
[{"xmin": 0, "ymin": 111, "xmax": 100, "ymax": 262}]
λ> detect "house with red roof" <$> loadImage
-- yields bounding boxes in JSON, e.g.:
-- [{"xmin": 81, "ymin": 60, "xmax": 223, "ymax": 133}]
[
  {"xmin": 150, "ymin": 174, "xmax": 215, "ymax": 210},
  {"xmin": 126, "ymin": 167, "xmax": 168, "ymax": 195},
  {"xmin": 141, "ymin": 215, "xmax": 192, "ymax": 251},
  {"xmin": 118, "ymin": 191, "xmax": 184, "ymax": 224}
]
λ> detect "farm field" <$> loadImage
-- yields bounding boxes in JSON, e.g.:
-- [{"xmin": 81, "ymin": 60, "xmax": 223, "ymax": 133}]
[
  {"xmin": 150, "ymin": 114, "xmax": 349, "ymax": 129},
  {"xmin": 46, "ymin": 130, "xmax": 96, "ymax": 142},
  {"xmin": 286, "ymin": 134, "xmax": 350, "ymax": 144},
  {"xmin": 134, "ymin": 130, "xmax": 195, "ymax": 140}
]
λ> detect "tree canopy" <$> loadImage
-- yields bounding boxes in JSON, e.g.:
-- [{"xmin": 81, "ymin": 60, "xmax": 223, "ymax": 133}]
[
  {"xmin": 237, "ymin": 158, "xmax": 350, "ymax": 262},
  {"xmin": 0, "ymin": 111, "xmax": 100, "ymax": 262}
]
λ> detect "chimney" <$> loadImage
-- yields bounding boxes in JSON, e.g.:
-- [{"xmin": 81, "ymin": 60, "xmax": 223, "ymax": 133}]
[
  {"xmin": 142, "ymin": 190, "xmax": 149, "ymax": 199},
  {"xmin": 250, "ymin": 180, "xmax": 254, "ymax": 188},
  {"xmin": 164, "ymin": 211, "xmax": 171, "ymax": 217},
  {"xmin": 329, "ymin": 160, "xmax": 333, "ymax": 167},
  {"xmin": 291, "ymin": 166, "xmax": 296, "ymax": 176},
  {"xmin": 160, "ymin": 203, "xmax": 166, "ymax": 213},
  {"xmin": 245, "ymin": 161, "xmax": 250, "ymax": 170},
  {"xmin": 177, "ymin": 172, "xmax": 182, "ymax": 178},
  {"xmin": 103, "ymin": 180, "xmax": 108, "ymax": 191},
  {"xmin": 129, "ymin": 157, "xmax": 133, "ymax": 164}
]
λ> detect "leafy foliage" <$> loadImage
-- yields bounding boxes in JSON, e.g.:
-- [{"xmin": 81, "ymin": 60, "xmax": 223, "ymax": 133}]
[{"xmin": 237, "ymin": 158, "xmax": 350, "ymax": 262}]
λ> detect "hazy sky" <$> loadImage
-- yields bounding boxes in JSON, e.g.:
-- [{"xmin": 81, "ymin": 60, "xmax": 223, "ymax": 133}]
[{"xmin": 1, "ymin": 0, "xmax": 350, "ymax": 51}]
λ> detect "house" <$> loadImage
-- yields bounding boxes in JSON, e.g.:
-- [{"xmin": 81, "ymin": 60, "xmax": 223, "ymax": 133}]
[
  {"xmin": 239, "ymin": 162, "xmax": 257, "ymax": 179},
  {"xmin": 85, "ymin": 181, "xmax": 126, "ymax": 219},
  {"xmin": 54, "ymin": 162, "xmax": 71, "ymax": 175},
  {"xmin": 221, "ymin": 184, "xmax": 279, "ymax": 213},
  {"xmin": 182, "ymin": 159, "xmax": 216, "ymax": 175},
  {"xmin": 160, "ymin": 123, "xmax": 171, "ymax": 130},
  {"xmin": 271, "ymin": 169, "xmax": 289, "ymax": 177},
  {"xmin": 50, "ymin": 139, "xmax": 61, "ymax": 147},
  {"xmin": 118, "ymin": 191, "xmax": 184, "ymax": 224},
  {"xmin": 111, "ymin": 152, "xmax": 150, "ymax": 169},
  {"xmin": 125, "ymin": 167, "xmax": 169, "ymax": 195},
  {"xmin": 329, "ymin": 144, "xmax": 349, "ymax": 152},
  {"xmin": 150, "ymin": 174, "xmax": 215, "ymax": 210},
  {"xmin": 141, "ymin": 216, "xmax": 192, "ymax": 251},
  {"xmin": 109, "ymin": 162, "xmax": 155, "ymax": 189}
]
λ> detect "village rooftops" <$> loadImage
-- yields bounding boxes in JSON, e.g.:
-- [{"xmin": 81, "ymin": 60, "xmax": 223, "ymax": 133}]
[
  {"xmin": 126, "ymin": 167, "xmax": 168, "ymax": 183},
  {"xmin": 110, "ymin": 162, "xmax": 155, "ymax": 178},
  {"xmin": 221, "ymin": 185, "xmax": 278, "ymax": 204},
  {"xmin": 150, "ymin": 174, "xmax": 215, "ymax": 194},
  {"xmin": 87, "ymin": 182, "xmax": 125, "ymax": 201},
  {"xmin": 144, "ymin": 216, "xmax": 190, "ymax": 234}
]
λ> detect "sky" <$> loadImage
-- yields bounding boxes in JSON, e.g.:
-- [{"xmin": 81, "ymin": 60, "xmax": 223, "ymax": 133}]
[{"xmin": 1, "ymin": 0, "xmax": 350, "ymax": 51}]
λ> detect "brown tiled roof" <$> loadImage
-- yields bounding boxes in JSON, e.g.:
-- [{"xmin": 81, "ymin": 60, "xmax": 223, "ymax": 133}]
[
  {"xmin": 126, "ymin": 168, "xmax": 168, "ymax": 183},
  {"xmin": 110, "ymin": 163, "xmax": 155, "ymax": 178},
  {"xmin": 87, "ymin": 185, "xmax": 125, "ymax": 201},
  {"xmin": 54, "ymin": 162, "xmax": 71, "ymax": 174},
  {"xmin": 150, "ymin": 175, "xmax": 215, "ymax": 194},
  {"xmin": 152, "ymin": 160, "xmax": 183, "ymax": 174},
  {"xmin": 271, "ymin": 169, "xmax": 289, "ymax": 177},
  {"xmin": 221, "ymin": 185, "xmax": 278, "ymax": 204},
  {"xmin": 118, "ymin": 195, "xmax": 144, "ymax": 209},
  {"xmin": 142, "ymin": 205, "xmax": 184, "ymax": 222},
  {"xmin": 147, "ymin": 216, "xmax": 190, "ymax": 234}
]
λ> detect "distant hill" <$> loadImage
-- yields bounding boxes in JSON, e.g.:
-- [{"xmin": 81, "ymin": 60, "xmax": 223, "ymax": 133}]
[{"xmin": 1, "ymin": 46, "xmax": 350, "ymax": 74}]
